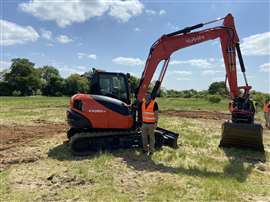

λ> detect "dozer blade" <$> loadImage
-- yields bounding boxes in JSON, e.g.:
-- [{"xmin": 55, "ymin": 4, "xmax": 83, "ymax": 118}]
[
  {"xmin": 155, "ymin": 127, "xmax": 179, "ymax": 149},
  {"xmin": 219, "ymin": 122, "xmax": 264, "ymax": 152}
]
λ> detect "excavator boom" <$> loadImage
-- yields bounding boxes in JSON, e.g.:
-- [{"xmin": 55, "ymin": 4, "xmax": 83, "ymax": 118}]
[
  {"xmin": 135, "ymin": 13, "xmax": 263, "ymax": 151},
  {"xmin": 137, "ymin": 14, "xmax": 243, "ymax": 101}
]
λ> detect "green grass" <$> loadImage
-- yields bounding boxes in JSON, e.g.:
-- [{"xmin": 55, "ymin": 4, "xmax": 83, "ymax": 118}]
[
  {"xmin": 157, "ymin": 97, "xmax": 228, "ymax": 111},
  {"xmin": 0, "ymin": 96, "xmax": 269, "ymax": 201},
  {"xmin": 0, "ymin": 96, "xmax": 69, "ymax": 124},
  {"xmin": 0, "ymin": 96, "xmax": 227, "ymax": 125},
  {"xmin": 0, "ymin": 96, "xmax": 265, "ymax": 124}
]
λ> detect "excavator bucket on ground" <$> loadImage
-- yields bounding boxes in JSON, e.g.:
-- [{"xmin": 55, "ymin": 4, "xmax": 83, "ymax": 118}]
[{"xmin": 219, "ymin": 122, "xmax": 264, "ymax": 152}]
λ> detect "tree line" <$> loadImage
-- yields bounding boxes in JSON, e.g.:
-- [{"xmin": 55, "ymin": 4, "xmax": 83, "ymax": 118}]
[
  {"xmin": 0, "ymin": 58, "xmax": 89, "ymax": 96},
  {"xmin": 0, "ymin": 58, "xmax": 269, "ymax": 106}
]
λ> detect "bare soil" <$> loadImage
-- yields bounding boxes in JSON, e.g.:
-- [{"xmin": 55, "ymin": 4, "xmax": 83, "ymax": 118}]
[
  {"xmin": 0, "ymin": 121, "xmax": 67, "ymax": 171},
  {"xmin": 0, "ymin": 121, "xmax": 66, "ymax": 151}
]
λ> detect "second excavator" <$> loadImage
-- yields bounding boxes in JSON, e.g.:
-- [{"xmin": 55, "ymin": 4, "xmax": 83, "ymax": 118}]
[{"xmin": 67, "ymin": 13, "xmax": 264, "ymax": 155}]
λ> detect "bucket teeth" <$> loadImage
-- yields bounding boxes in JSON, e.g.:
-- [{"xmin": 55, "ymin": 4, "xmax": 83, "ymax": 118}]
[{"xmin": 219, "ymin": 122, "xmax": 264, "ymax": 152}]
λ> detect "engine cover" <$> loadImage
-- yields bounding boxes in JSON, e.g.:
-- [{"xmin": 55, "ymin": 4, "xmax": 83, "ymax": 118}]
[{"xmin": 69, "ymin": 94, "xmax": 133, "ymax": 129}]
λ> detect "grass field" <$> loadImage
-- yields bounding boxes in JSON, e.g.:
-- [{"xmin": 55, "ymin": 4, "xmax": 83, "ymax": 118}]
[{"xmin": 0, "ymin": 96, "xmax": 269, "ymax": 202}]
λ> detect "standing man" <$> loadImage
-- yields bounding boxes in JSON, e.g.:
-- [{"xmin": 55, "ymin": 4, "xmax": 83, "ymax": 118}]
[
  {"xmin": 141, "ymin": 91, "xmax": 158, "ymax": 155},
  {"xmin": 263, "ymin": 100, "xmax": 270, "ymax": 129}
]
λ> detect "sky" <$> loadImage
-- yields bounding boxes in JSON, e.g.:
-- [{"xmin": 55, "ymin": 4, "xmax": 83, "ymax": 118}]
[{"xmin": 1, "ymin": 0, "xmax": 269, "ymax": 93}]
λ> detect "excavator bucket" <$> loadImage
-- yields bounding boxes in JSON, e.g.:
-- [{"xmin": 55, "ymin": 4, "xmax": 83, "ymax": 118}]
[{"xmin": 219, "ymin": 122, "xmax": 264, "ymax": 152}]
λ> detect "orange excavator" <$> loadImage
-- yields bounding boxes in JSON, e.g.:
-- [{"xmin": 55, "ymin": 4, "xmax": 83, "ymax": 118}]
[{"xmin": 67, "ymin": 14, "xmax": 264, "ymax": 155}]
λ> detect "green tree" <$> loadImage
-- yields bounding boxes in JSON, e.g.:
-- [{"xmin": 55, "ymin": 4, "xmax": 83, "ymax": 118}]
[
  {"xmin": 250, "ymin": 90, "xmax": 270, "ymax": 108},
  {"xmin": 39, "ymin": 66, "xmax": 60, "ymax": 81},
  {"xmin": 208, "ymin": 81, "xmax": 227, "ymax": 96},
  {"xmin": 0, "ymin": 69, "xmax": 9, "ymax": 81},
  {"xmin": 208, "ymin": 95, "xmax": 222, "ymax": 103},
  {"xmin": 5, "ymin": 58, "xmax": 41, "ymax": 96},
  {"xmin": 43, "ymin": 76, "xmax": 66, "ymax": 96},
  {"xmin": 129, "ymin": 75, "xmax": 140, "ymax": 94},
  {"xmin": 39, "ymin": 66, "xmax": 65, "ymax": 96},
  {"xmin": 65, "ymin": 74, "xmax": 89, "ymax": 95},
  {"xmin": 82, "ymin": 69, "xmax": 94, "ymax": 80},
  {"xmin": 0, "ymin": 81, "xmax": 12, "ymax": 96}
]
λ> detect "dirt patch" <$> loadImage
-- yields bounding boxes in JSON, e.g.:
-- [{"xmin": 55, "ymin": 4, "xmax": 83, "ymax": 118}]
[
  {"xmin": 0, "ymin": 122, "xmax": 67, "ymax": 171},
  {"xmin": 0, "ymin": 122, "xmax": 67, "ymax": 151},
  {"xmin": 161, "ymin": 110, "xmax": 230, "ymax": 120}
]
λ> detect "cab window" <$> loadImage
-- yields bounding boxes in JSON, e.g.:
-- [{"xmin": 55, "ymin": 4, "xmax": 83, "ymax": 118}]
[{"xmin": 99, "ymin": 74, "xmax": 129, "ymax": 103}]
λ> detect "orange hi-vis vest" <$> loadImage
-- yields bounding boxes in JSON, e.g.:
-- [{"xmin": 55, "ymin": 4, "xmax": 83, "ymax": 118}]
[
  {"xmin": 142, "ymin": 100, "xmax": 156, "ymax": 123},
  {"xmin": 264, "ymin": 103, "xmax": 270, "ymax": 113}
]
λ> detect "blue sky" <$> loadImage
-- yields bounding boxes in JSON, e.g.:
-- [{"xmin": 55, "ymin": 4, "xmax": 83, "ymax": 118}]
[{"xmin": 1, "ymin": 0, "xmax": 269, "ymax": 93}]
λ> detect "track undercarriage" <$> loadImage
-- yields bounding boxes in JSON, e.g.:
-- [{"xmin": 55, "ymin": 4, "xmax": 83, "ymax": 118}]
[{"xmin": 67, "ymin": 127, "xmax": 179, "ymax": 155}]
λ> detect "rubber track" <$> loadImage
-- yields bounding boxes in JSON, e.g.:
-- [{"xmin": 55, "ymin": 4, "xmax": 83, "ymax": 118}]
[{"xmin": 70, "ymin": 130, "xmax": 140, "ymax": 155}]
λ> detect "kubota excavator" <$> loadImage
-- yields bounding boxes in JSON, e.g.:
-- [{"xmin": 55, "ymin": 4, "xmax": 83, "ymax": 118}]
[{"xmin": 67, "ymin": 13, "xmax": 264, "ymax": 155}]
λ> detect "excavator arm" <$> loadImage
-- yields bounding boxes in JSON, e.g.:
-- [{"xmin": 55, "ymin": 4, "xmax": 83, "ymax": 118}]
[
  {"xmin": 136, "ymin": 14, "xmax": 251, "ymax": 102},
  {"xmin": 136, "ymin": 13, "xmax": 264, "ymax": 152}
]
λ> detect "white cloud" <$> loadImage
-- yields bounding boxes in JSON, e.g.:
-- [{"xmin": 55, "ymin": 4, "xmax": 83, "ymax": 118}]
[
  {"xmin": 260, "ymin": 63, "xmax": 270, "ymax": 72},
  {"xmin": 78, "ymin": 53, "xmax": 86, "ymax": 59},
  {"xmin": 76, "ymin": 65, "xmax": 88, "ymax": 70},
  {"xmin": 134, "ymin": 27, "xmax": 140, "ymax": 32},
  {"xmin": 145, "ymin": 9, "xmax": 156, "ymax": 15},
  {"xmin": 108, "ymin": 0, "xmax": 144, "ymax": 22},
  {"xmin": 59, "ymin": 66, "xmax": 84, "ymax": 77},
  {"xmin": 112, "ymin": 57, "xmax": 144, "ymax": 66},
  {"xmin": 241, "ymin": 32, "xmax": 270, "ymax": 56},
  {"xmin": 56, "ymin": 35, "xmax": 73, "ymax": 44},
  {"xmin": 0, "ymin": 19, "xmax": 39, "ymax": 46},
  {"xmin": 167, "ymin": 22, "xmax": 178, "ymax": 30},
  {"xmin": 211, "ymin": 76, "xmax": 226, "ymax": 82},
  {"xmin": 88, "ymin": 54, "xmax": 97, "ymax": 60},
  {"xmin": 173, "ymin": 70, "xmax": 192, "ymax": 76},
  {"xmin": 159, "ymin": 9, "xmax": 166, "ymax": 15},
  {"xmin": 19, "ymin": 0, "xmax": 143, "ymax": 27},
  {"xmin": 201, "ymin": 70, "xmax": 223, "ymax": 76},
  {"xmin": 31, "ymin": 52, "xmax": 45, "ymax": 57},
  {"xmin": 170, "ymin": 58, "xmax": 223, "ymax": 69},
  {"xmin": 40, "ymin": 28, "xmax": 52, "ymax": 40},
  {"xmin": 177, "ymin": 77, "xmax": 191, "ymax": 81},
  {"xmin": 77, "ymin": 52, "xmax": 97, "ymax": 60},
  {"xmin": 0, "ymin": 60, "xmax": 11, "ymax": 70}
]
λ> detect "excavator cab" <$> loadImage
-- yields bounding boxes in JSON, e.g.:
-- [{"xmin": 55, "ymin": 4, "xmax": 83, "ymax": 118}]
[{"xmin": 89, "ymin": 70, "xmax": 131, "ymax": 104}]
